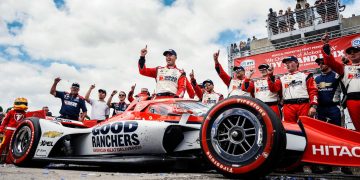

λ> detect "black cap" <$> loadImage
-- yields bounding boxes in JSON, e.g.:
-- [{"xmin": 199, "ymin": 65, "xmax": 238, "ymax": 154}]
[
  {"xmin": 315, "ymin": 58, "xmax": 324, "ymax": 65},
  {"xmin": 258, "ymin": 64, "xmax": 270, "ymax": 70},
  {"xmin": 71, "ymin": 82, "xmax": 80, "ymax": 88},
  {"xmin": 282, "ymin": 56, "xmax": 298, "ymax": 63},
  {"xmin": 345, "ymin": 46, "xmax": 360, "ymax": 54},
  {"xmin": 98, "ymin": 89, "xmax": 106, "ymax": 94},
  {"xmin": 163, "ymin": 49, "xmax": 177, "ymax": 56},
  {"xmin": 233, "ymin": 66, "xmax": 245, "ymax": 71},
  {"xmin": 202, "ymin": 79, "xmax": 214, "ymax": 87}
]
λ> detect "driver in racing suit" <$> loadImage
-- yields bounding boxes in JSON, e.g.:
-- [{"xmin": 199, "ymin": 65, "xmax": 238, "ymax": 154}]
[
  {"xmin": 189, "ymin": 70, "xmax": 224, "ymax": 106},
  {"xmin": 242, "ymin": 64, "xmax": 281, "ymax": 118},
  {"xmin": 321, "ymin": 33, "xmax": 360, "ymax": 131},
  {"xmin": 138, "ymin": 46, "xmax": 186, "ymax": 99},
  {"xmin": 267, "ymin": 56, "xmax": 318, "ymax": 123},
  {"xmin": 213, "ymin": 50, "xmax": 251, "ymax": 97},
  {"xmin": 0, "ymin": 98, "xmax": 28, "ymax": 164}
]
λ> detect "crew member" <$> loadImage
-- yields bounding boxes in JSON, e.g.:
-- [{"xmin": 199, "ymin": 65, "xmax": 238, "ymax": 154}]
[
  {"xmin": 138, "ymin": 46, "xmax": 186, "ymax": 99},
  {"xmin": 314, "ymin": 58, "xmax": 342, "ymax": 126},
  {"xmin": 0, "ymin": 98, "xmax": 28, "ymax": 163},
  {"xmin": 50, "ymin": 77, "xmax": 87, "ymax": 121},
  {"xmin": 213, "ymin": 50, "xmax": 251, "ymax": 97},
  {"xmin": 321, "ymin": 34, "xmax": 360, "ymax": 131},
  {"xmin": 190, "ymin": 70, "xmax": 223, "ymax": 106},
  {"xmin": 242, "ymin": 64, "xmax": 281, "ymax": 118},
  {"xmin": 268, "ymin": 56, "xmax": 318, "ymax": 123},
  {"xmin": 128, "ymin": 84, "xmax": 150, "ymax": 102}
]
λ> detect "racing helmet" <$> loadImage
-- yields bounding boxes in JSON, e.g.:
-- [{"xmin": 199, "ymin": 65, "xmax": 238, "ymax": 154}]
[{"xmin": 13, "ymin": 97, "xmax": 28, "ymax": 111}]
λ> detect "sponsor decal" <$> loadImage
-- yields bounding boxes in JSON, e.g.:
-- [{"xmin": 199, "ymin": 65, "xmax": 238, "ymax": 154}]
[
  {"xmin": 14, "ymin": 113, "xmax": 24, "ymax": 121},
  {"xmin": 237, "ymin": 99, "xmax": 266, "ymax": 117},
  {"xmin": 352, "ymin": 37, "xmax": 360, "ymax": 47},
  {"xmin": 312, "ymin": 145, "xmax": 360, "ymax": 157},
  {"xmin": 35, "ymin": 149, "xmax": 47, "ymax": 157},
  {"xmin": 40, "ymin": 140, "xmax": 54, "ymax": 146},
  {"xmin": 206, "ymin": 151, "xmax": 233, "ymax": 173},
  {"xmin": 42, "ymin": 131, "xmax": 63, "ymax": 138},
  {"xmin": 91, "ymin": 121, "xmax": 141, "ymax": 152},
  {"xmin": 240, "ymin": 59, "xmax": 256, "ymax": 71}
]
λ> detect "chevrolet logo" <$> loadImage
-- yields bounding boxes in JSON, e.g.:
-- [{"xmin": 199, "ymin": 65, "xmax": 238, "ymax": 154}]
[{"xmin": 42, "ymin": 131, "xmax": 63, "ymax": 138}]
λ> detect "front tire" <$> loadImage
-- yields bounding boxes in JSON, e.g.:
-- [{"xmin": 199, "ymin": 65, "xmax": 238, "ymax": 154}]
[
  {"xmin": 9, "ymin": 118, "xmax": 41, "ymax": 166},
  {"xmin": 200, "ymin": 96, "xmax": 286, "ymax": 178}
]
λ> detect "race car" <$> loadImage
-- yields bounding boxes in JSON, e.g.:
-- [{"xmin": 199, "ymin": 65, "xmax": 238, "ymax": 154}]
[{"xmin": 7, "ymin": 96, "xmax": 360, "ymax": 178}]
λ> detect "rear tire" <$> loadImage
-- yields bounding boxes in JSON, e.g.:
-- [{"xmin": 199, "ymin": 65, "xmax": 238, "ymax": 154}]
[
  {"xmin": 9, "ymin": 118, "xmax": 41, "ymax": 166},
  {"xmin": 200, "ymin": 96, "xmax": 286, "ymax": 178}
]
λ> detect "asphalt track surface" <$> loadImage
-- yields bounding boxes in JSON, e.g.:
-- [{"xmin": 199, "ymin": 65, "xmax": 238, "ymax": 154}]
[{"xmin": 1, "ymin": 164, "xmax": 360, "ymax": 180}]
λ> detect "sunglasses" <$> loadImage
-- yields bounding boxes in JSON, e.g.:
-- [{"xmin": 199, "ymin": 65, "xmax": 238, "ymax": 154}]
[
  {"xmin": 15, "ymin": 102, "xmax": 28, "ymax": 106},
  {"xmin": 119, "ymin": 94, "xmax": 126, "ymax": 97}
]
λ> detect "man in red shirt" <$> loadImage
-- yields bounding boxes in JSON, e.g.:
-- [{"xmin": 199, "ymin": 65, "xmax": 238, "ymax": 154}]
[
  {"xmin": 138, "ymin": 46, "xmax": 186, "ymax": 99},
  {"xmin": 321, "ymin": 33, "xmax": 360, "ymax": 131},
  {"xmin": 189, "ymin": 70, "xmax": 223, "ymax": 106},
  {"xmin": 0, "ymin": 98, "xmax": 28, "ymax": 163},
  {"xmin": 213, "ymin": 50, "xmax": 251, "ymax": 97},
  {"xmin": 242, "ymin": 64, "xmax": 281, "ymax": 118},
  {"xmin": 127, "ymin": 84, "xmax": 151, "ymax": 102},
  {"xmin": 268, "ymin": 56, "xmax": 318, "ymax": 123}
]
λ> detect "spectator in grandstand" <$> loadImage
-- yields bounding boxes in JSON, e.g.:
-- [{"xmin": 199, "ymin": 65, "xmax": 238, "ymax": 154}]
[
  {"xmin": 315, "ymin": 58, "xmax": 342, "ymax": 126},
  {"xmin": 213, "ymin": 50, "xmax": 251, "ymax": 97},
  {"xmin": 278, "ymin": 10, "xmax": 288, "ymax": 33},
  {"xmin": 85, "ymin": 85, "xmax": 110, "ymax": 121},
  {"xmin": 138, "ymin": 46, "xmax": 186, "ymax": 99},
  {"xmin": 42, "ymin": 106, "xmax": 52, "ymax": 116},
  {"xmin": 295, "ymin": 3, "xmax": 305, "ymax": 28},
  {"xmin": 233, "ymin": 43, "xmax": 239, "ymax": 53},
  {"xmin": 128, "ymin": 84, "xmax": 151, "ymax": 102},
  {"xmin": 252, "ymin": 36, "xmax": 257, "ymax": 41},
  {"xmin": 267, "ymin": 56, "xmax": 318, "ymax": 123},
  {"xmin": 268, "ymin": 8, "xmax": 278, "ymax": 35},
  {"xmin": 246, "ymin": 38, "xmax": 251, "ymax": 50},
  {"xmin": 242, "ymin": 64, "xmax": 281, "ymax": 118},
  {"xmin": 190, "ymin": 70, "xmax": 223, "ymax": 106},
  {"xmin": 315, "ymin": 0, "xmax": 327, "ymax": 23},
  {"xmin": 286, "ymin": 7, "xmax": 296, "ymax": 30},
  {"xmin": 326, "ymin": 0, "xmax": 338, "ymax": 21},
  {"xmin": 107, "ymin": 90, "xmax": 129, "ymax": 116},
  {"xmin": 50, "ymin": 78, "xmax": 87, "ymax": 121},
  {"xmin": 304, "ymin": 3, "xmax": 314, "ymax": 26},
  {"xmin": 297, "ymin": 0, "xmax": 306, "ymax": 8},
  {"xmin": 322, "ymin": 33, "xmax": 360, "ymax": 131},
  {"xmin": 230, "ymin": 44, "xmax": 234, "ymax": 54}
]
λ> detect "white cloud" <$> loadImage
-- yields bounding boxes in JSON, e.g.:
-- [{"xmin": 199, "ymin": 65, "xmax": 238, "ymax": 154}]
[{"xmin": 0, "ymin": 0, "xmax": 358, "ymax": 117}]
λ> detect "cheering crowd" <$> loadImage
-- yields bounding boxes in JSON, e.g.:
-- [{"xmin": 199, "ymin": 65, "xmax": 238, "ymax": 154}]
[{"xmin": 0, "ymin": 33, "xmax": 360, "ymax": 166}]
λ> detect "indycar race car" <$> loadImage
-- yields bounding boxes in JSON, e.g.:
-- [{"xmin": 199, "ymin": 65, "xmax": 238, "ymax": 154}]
[{"xmin": 7, "ymin": 96, "xmax": 360, "ymax": 178}]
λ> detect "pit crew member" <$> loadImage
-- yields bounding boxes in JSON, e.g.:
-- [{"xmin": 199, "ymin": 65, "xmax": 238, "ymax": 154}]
[
  {"xmin": 85, "ymin": 84, "xmax": 110, "ymax": 121},
  {"xmin": 138, "ymin": 46, "xmax": 186, "ymax": 99},
  {"xmin": 107, "ymin": 90, "xmax": 129, "ymax": 116},
  {"xmin": 267, "ymin": 56, "xmax": 318, "ymax": 123}
]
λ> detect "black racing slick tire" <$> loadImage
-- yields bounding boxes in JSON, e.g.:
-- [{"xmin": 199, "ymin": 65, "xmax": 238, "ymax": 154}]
[
  {"xmin": 200, "ymin": 96, "xmax": 286, "ymax": 179},
  {"xmin": 9, "ymin": 118, "xmax": 41, "ymax": 166}
]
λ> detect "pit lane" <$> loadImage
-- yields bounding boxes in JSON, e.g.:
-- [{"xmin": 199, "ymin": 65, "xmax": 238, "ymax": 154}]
[{"xmin": 1, "ymin": 164, "xmax": 360, "ymax": 180}]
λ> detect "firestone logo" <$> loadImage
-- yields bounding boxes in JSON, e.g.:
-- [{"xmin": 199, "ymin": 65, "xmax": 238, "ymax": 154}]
[
  {"xmin": 312, "ymin": 145, "xmax": 360, "ymax": 157},
  {"xmin": 352, "ymin": 37, "xmax": 360, "ymax": 47}
]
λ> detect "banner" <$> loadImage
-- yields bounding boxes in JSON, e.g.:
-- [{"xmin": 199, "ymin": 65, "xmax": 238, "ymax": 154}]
[{"xmin": 234, "ymin": 33, "xmax": 360, "ymax": 78}]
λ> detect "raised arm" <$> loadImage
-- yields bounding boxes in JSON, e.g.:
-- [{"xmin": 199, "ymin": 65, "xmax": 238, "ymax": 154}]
[
  {"xmin": 128, "ymin": 84, "xmax": 136, "ymax": 102},
  {"xmin": 50, "ymin": 77, "xmax": 61, "ymax": 96},
  {"xmin": 85, "ymin": 84, "xmax": 95, "ymax": 103},
  {"xmin": 138, "ymin": 45, "xmax": 157, "ymax": 78},
  {"xmin": 321, "ymin": 33, "xmax": 344, "ymax": 75},
  {"xmin": 107, "ymin": 90, "xmax": 117, "ymax": 107},
  {"xmin": 214, "ymin": 50, "xmax": 231, "ymax": 86}
]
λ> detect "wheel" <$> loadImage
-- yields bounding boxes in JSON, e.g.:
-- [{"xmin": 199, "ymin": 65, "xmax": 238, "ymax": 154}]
[
  {"xmin": 200, "ymin": 96, "xmax": 286, "ymax": 179},
  {"xmin": 9, "ymin": 118, "xmax": 41, "ymax": 166}
]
